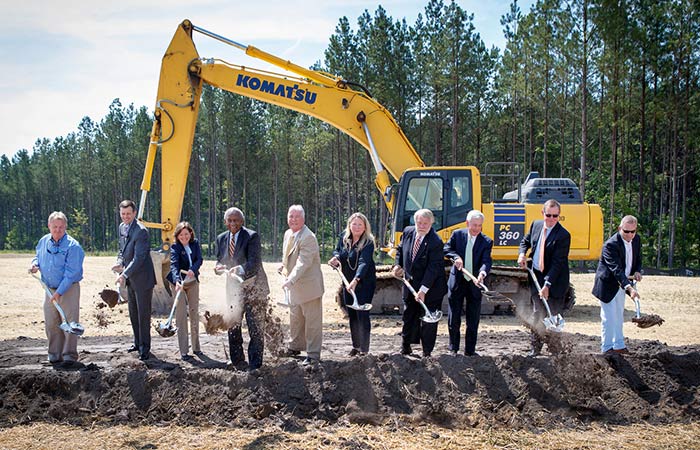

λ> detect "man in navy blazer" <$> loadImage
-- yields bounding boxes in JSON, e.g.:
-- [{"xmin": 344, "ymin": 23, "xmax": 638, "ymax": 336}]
[
  {"xmin": 518, "ymin": 199, "xmax": 571, "ymax": 356},
  {"xmin": 392, "ymin": 209, "xmax": 447, "ymax": 358},
  {"xmin": 113, "ymin": 199, "xmax": 156, "ymax": 361},
  {"xmin": 592, "ymin": 215, "xmax": 642, "ymax": 355},
  {"xmin": 215, "ymin": 207, "xmax": 270, "ymax": 371},
  {"xmin": 444, "ymin": 210, "xmax": 493, "ymax": 356}
]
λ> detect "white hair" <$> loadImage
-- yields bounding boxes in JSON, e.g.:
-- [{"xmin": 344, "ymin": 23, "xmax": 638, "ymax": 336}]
[
  {"xmin": 413, "ymin": 208, "xmax": 434, "ymax": 223},
  {"xmin": 288, "ymin": 204, "xmax": 305, "ymax": 219},
  {"xmin": 466, "ymin": 210, "xmax": 485, "ymax": 222},
  {"xmin": 224, "ymin": 207, "xmax": 245, "ymax": 222}
]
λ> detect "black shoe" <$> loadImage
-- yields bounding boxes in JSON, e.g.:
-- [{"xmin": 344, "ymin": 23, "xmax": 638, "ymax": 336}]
[
  {"xmin": 139, "ymin": 353, "xmax": 150, "ymax": 361},
  {"xmin": 465, "ymin": 351, "xmax": 479, "ymax": 357},
  {"xmin": 527, "ymin": 348, "xmax": 541, "ymax": 357},
  {"xmin": 348, "ymin": 348, "xmax": 360, "ymax": 357},
  {"xmin": 193, "ymin": 350, "xmax": 204, "ymax": 357},
  {"xmin": 400, "ymin": 345, "xmax": 412, "ymax": 355},
  {"xmin": 301, "ymin": 357, "xmax": 319, "ymax": 366},
  {"xmin": 281, "ymin": 348, "xmax": 301, "ymax": 357},
  {"xmin": 127, "ymin": 345, "xmax": 138, "ymax": 353},
  {"xmin": 181, "ymin": 354, "xmax": 193, "ymax": 361}
]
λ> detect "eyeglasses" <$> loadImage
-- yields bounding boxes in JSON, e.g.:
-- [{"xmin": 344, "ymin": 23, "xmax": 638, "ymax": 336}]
[
  {"xmin": 544, "ymin": 214, "xmax": 559, "ymax": 218},
  {"xmin": 622, "ymin": 229, "xmax": 637, "ymax": 234},
  {"xmin": 46, "ymin": 245, "xmax": 65, "ymax": 255}
]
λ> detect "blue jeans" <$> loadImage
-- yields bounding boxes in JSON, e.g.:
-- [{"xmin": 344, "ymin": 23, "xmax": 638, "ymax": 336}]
[{"xmin": 600, "ymin": 288, "xmax": 626, "ymax": 352}]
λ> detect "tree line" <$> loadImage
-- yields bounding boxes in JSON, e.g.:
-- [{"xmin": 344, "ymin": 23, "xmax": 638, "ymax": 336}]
[{"xmin": 1, "ymin": 0, "xmax": 698, "ymax": 269}]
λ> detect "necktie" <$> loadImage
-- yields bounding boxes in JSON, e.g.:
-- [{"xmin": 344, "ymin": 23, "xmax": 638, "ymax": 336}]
[
  {"xmin": 229, "ymin": 233, "xmax": 236, "ymax": 258},
  {"xmin": 284, "ymin": 233, "xmax": 294, "ymax": 259},
  {"xmin": 465, "ymin": 236, "xmax": 474, "ymax": 275},
  {"xmin": 538, "ymin": 227, "xmax": 547, "ymax": 272},
  {"xmin": 411, "ymin": 235, "xmax": 422, "ymax": 261}
]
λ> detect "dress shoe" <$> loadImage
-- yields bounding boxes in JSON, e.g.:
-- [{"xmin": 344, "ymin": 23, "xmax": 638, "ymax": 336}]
[
  {"xmin": 193, "ymin": 350, "xmax": 204, "ymax": 357},
  {"xmin": 181, "ymin": 354, "xmax": 193, "ymax": 361},
  {"xmin": 465, "ymin": 351, "xmax": 479, "ymax": 357},
  {"xmin": 348, "ymin": 348, "xmax": 360, "ymax": 357},
  {"xmin": 301, "ymin": 357, "xmax": 319, "ymax": 366},
  {"xmin": 603, "ymin": 349, "xmax": 616, "ymax": 355},
  {"xmin": 527, "ymin": 348, "xmax": 541, "ymax": 357},
  {"xmin": 281, "ymin": 348, "xmax": 301, "ymax": 358},
  {"xmin": 614, "ymin": 348, "xmax": 631, "ymax": 355},
  {"xmin": 400, "ymin": 345, "xmax": 412, "ymax": 355},
  {"xmin": 127, "ymin": 345, "xmax": 138, "ymax": 353},
  {"xmin": 139, "ymin": 353, "xmax": 150, "ymax": 361}
]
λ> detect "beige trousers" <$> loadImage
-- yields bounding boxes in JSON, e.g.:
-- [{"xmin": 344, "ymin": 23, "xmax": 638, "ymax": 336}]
[
  {"xmin": 174, "ymin": 282, "xmax": 200, "ymax": 355},
  {"xmin": 43, "ymin": 282, "xmax": 80, "ymax": 362},
  {"xmin": 288, "ymin": 296, "xmax": 323, "ymax": 360}
]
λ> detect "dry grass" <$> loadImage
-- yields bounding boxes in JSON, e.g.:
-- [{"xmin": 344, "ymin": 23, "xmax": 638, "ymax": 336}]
[{"xmin": 1, "ymin": 422, "xmax": 699, "ymax": 449}]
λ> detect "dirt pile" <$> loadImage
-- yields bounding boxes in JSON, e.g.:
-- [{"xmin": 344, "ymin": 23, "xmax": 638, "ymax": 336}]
[{"xmin": 0, "ymin": 338, "xmax": 698, "ymax": 430}]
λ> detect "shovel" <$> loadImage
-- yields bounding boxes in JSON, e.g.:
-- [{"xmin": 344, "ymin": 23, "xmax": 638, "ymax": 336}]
[
  {"xmin": 276, "ymin": 271, "xmax": 291, "ymax": 307},
  {"xmin": 395, "ymin": 273, "xmax": 442, "ymax": 323},
  {"xmin": 628, "ymin": 279, "xmax": 665, "ymax": 328},
  {"xmin": 31, "ymin": 273, "xmax": 85, "ymax": 336},
  {"xmin": 526, "ymin": 267, "xmax": 564, "ymax": 332},
  {"xmin": 331, "ymin": 264, "xmax": 372, "ymax": 311},
  {"xmin": 459, "ymin": 267, "xmax": 512, "ymax": 303},
  {"xmin": 155, "ymin": 285, "xmax": 183, "ymax": 337}
]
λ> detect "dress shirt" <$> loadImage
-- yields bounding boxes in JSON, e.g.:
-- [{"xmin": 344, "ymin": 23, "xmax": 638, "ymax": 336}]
[
  {"xmin": 32, "ymin": 233, "xmax": 85, "ymax": 295},
  {"xmin": 623, "ymin": 238, "xmax": 633, "ymax": 278}
]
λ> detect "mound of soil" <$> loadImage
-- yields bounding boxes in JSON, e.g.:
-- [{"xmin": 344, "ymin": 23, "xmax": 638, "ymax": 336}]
[{"xmin": 0, "ymin": 331, "xmax": 698, "ymax": 430}]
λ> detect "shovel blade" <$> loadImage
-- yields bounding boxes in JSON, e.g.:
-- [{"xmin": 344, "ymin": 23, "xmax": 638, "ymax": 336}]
[
  {"xmin": 543, "ymin": 314, "xmax": 565, "ymax": 332},
  {"xmin": 68, "ymin": 322, "xmax": 85, "ymax": 336},
  {"xmin": 421, "ymin": 310, "xmax": 443, "ymax": 323},
  {"xmin": 347, "ymin": 302, "xmax": 373, "ymax": 311},
  {"xmin": 156, "ymin": 322, "xmax": 177, "ymax": 337},
  {"xmin": 58, "ymin": 323, "xmax": 72, "ymax": 334}
]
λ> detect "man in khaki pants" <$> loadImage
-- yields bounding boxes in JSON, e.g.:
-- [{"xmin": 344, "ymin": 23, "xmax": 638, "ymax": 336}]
[
  {"xmin": 30, "ymin": 211, "xmax": 85, "ymax": 365},
  {"xmin": 279, "ymin": 204, "xmax": 324, "ymax": 366}
]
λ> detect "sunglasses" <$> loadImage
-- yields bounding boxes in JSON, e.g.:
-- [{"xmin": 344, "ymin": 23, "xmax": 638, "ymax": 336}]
[
  {"xmin": 622, "ymin": 229, "xmax": 636, "ymax": 234},
  {"xmin": 544, "ymin": 214, "xmax": 559, "ymax": 218}
]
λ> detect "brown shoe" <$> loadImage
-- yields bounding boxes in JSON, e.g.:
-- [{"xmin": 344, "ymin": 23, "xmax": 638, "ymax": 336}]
[{"xmin": 614, "ymin": 348, "xmax": 631, "ymax": 355}]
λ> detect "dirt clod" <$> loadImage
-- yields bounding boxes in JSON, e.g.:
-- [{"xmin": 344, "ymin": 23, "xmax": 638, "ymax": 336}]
[{"xmin": 632, "ymin": 314, "xmax": 665, "ymax": 328}]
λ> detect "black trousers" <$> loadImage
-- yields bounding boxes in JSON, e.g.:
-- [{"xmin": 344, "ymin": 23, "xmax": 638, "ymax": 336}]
[
  {"xmin": 402, "ymin": 296, "xmax": 439, "ymax": 355},
  {"xmin": 127, "ymin": 283, "xmax": 153, "ymax": 358},
  {"xmin": 228, "ymin": 297, "xmax": 266, "ymax": 369},
  {"xmin": 344, "ymin": 291, "xmax": 371, "ymax": 352},
  {"xmin": 447, "ymin": 284, "xmax": 482, "ymax": 354}
]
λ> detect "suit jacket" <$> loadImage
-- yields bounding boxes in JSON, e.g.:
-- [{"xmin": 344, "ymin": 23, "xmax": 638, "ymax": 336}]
[
  {"xmin": 395, "ymin": 226, "xmax": 447, "ymax": 309},
  {"xmin": 282, "ymin": 225, "xmax": 324, "ymax": 304},
  {"xmin": 216, "ymin": 227, "xmax": 270, "ymax": 297},
  {"xmin": 332, "ymin": 235, "xmax": 376, "ymax": 302},
  {"xmin": 519, "ymin": 220, "xmax": 571, "ymax": 298},
  {"xmin": 444, "ymin": 229, "xmax": 493, "ymax": 297},
  {"xmin": 592, "ymin": 232, "xmax": 642, "ymax": 303},
  {"xmin": 117, "ymin": 220, "xmax": 156, "ymax": 290},
  {"xmin": 167, "ymin": 239, "xmax": 203, "ymax": 285}
]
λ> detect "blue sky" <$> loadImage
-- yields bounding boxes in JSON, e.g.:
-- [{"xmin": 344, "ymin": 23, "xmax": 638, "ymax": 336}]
[{"xmin": 1, "ymin": 0, "xmax": 534, "ymax": 158}]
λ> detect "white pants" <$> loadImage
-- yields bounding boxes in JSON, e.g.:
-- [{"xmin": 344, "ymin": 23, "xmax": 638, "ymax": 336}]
[{"xmin": 600, "ymin": 288, "xmax": 626, "ymax": 352}]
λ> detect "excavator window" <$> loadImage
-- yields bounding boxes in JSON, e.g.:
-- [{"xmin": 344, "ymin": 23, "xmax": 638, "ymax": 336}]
[
  {"xmin": 402, "ymin": 177, "xmax": 443, "ymax": 230},
  {"xmin": 446, "ymin": 174, "xmax": 472, "ymax": 227}
]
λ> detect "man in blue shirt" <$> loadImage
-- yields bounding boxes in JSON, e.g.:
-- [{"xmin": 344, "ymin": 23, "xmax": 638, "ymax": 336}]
[{"xmin": 30, "ymin": 211, "xmax": 85, "ymax": 364}]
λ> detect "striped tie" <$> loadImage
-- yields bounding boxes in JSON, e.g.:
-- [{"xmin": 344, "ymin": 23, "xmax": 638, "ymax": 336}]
[
  {"xmin": 229, "ymin": 234, "xmax": 236, "ymax": 258},
  {"xmin": 465, "ymin": 236, "xmax": 474, "ymax": 275},
  {"xmin": 411, "ymin": 235, "xmax": 422, "ymax": 261}
]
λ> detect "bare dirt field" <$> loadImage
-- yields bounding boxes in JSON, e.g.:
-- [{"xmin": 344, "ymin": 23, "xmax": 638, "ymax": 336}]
[{"xmin": 0, "ymin": 254, "xmax": 699, "ymax": 449}]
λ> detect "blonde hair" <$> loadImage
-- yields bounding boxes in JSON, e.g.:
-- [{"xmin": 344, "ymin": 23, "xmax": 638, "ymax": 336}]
[{"xmin": 343, "ymin": 212, "xmax": 375, "ymax": 251}]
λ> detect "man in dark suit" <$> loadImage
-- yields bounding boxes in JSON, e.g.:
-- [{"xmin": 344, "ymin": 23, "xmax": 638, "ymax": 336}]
[
  {"xmin": 113, "ymin": 199, "xmax": 156, "ymax": 361},
  {"xmin": 444, "ymin": 210, "xmax": 493, "ymax": 356},
  {"xmin": 215, "ymin": 207, "xmax": 270, "ymax": 371},
  {"xmin": 517, "ymin": 199, "xmax": 571, "ymax": 356},
  {"xmin": 392, "ymin": 209, "xmax": 447, "ymax": 358},
  {"xmin": 592, "ymin": 215, "xmax": 642, "ymax": 355}
]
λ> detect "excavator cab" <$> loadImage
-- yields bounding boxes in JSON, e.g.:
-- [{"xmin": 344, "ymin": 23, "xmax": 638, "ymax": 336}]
[{"xmin": 390, "ymin": 167, "xmax": 480, "ymax": 248}]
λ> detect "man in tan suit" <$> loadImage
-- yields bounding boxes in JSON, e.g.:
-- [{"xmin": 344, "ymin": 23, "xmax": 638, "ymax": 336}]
[{"xmin": 279, "ymin": 204, "xmax": 324, "ymax": 365}]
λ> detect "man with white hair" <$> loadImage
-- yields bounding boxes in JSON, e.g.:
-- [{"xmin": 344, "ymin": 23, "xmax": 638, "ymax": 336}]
[
  {"xmin": 29, "ymin": 211, "xmax": 85, "ymax": 365},
  {"xmin": 592, "ymin": 215, "xmax": 642, "ymax": 355},
  {"xmin": 392, "ymin": 209, "xmax": 447, "ymax": 358},
  {"xmin": 444, "ymin": 209, "xmax": 493, "ymax": 356},
  {"xmin": 215, "ymin": 207, "xmax": 270, "ymax": 371},
  {"xmin": 279, "ymin": 205, "xmax": 325, "ymax": 366}
]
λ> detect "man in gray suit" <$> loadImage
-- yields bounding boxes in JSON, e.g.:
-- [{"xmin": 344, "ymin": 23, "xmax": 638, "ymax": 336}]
[{"xmin": 113, "ymin": 199, "xmax": 156, "ymax": 361}]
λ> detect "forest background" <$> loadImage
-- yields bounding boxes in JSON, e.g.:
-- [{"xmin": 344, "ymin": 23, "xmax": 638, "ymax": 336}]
[{"xmin": 1, "ymin": 0, "xmax": 698, "ymax": 270}]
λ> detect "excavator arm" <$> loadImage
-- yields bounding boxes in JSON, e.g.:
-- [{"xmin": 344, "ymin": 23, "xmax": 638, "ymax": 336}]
[{"xmin": 139, "ymin": 19, "xmax": 423, "ymax": 249}]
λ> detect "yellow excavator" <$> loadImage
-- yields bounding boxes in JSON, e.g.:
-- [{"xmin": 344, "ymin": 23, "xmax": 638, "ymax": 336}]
[{"xmin": 138, "ymin": 20, "xmax": 604, "ymax": 313}]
